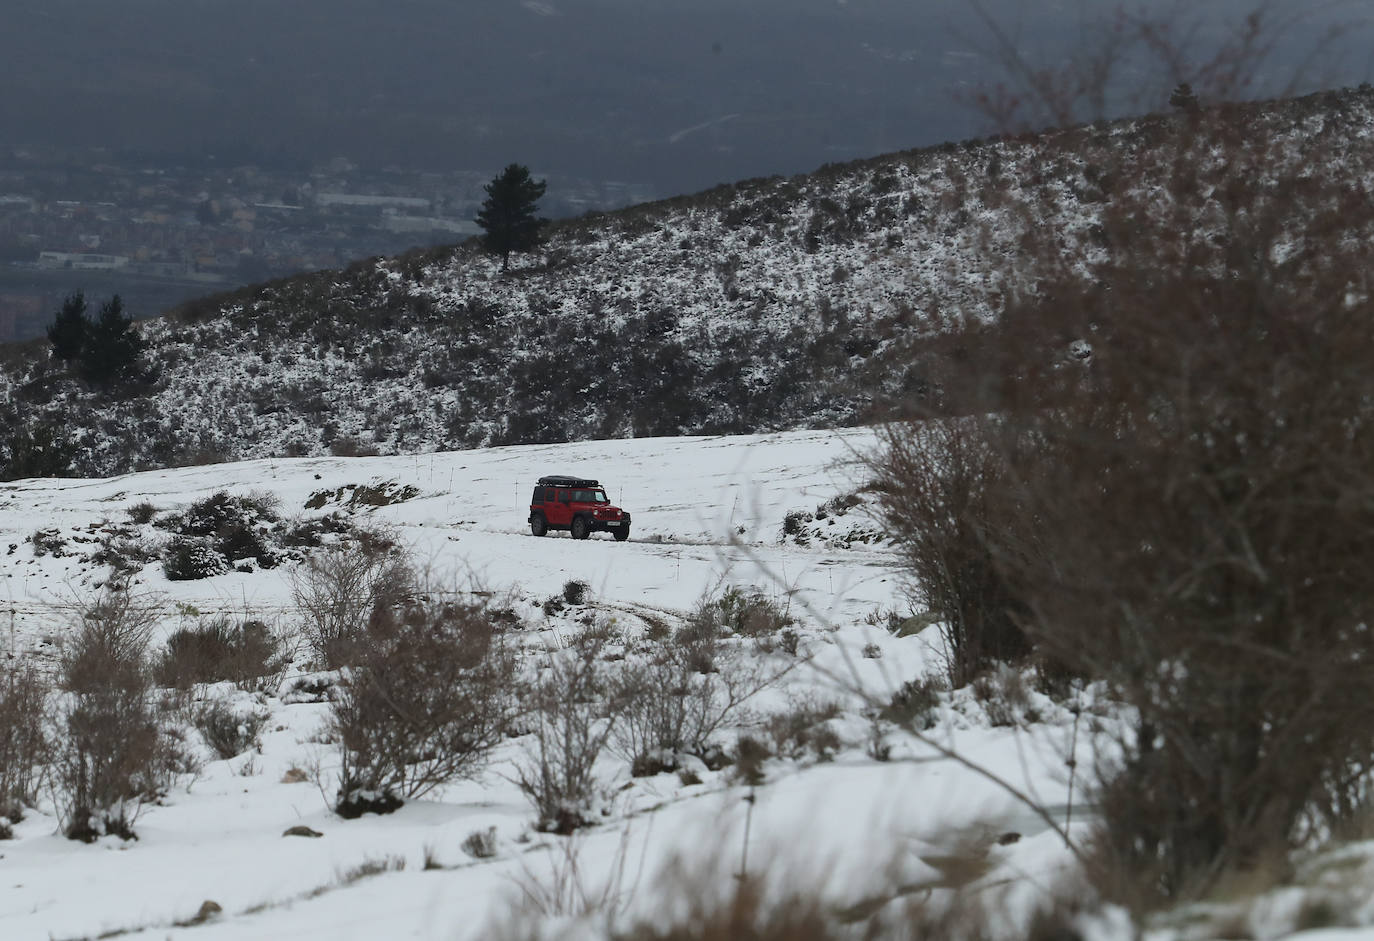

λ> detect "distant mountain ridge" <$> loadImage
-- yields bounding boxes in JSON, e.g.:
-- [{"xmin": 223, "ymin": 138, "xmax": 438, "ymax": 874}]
[{"xmin": 3, "ymin": 85, "xmax": 1372, "ymax": 478}]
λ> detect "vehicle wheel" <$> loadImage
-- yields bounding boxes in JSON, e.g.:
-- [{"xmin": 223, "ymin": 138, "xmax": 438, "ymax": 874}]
[
  {"xmin": 570, "ymin": 515, "xmax": 590, "ymax": 540},
  {"xmin": 530, "ymin": 514, "xmax": 548, "ymax": 537},
  {"xmin": 613, "ymin": 526, "xmax": 630, "ymax": 542}
]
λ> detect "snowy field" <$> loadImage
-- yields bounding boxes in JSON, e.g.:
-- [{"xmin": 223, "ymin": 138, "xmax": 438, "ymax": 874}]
[{"xmin": 0, "ymin": 429, "xmax": 1098, "ymax": 940}]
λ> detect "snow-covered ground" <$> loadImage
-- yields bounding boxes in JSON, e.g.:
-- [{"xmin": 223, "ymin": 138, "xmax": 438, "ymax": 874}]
[{"xmin": 0, "ymin": 429, "xmax": 1124, "ymax": 939}]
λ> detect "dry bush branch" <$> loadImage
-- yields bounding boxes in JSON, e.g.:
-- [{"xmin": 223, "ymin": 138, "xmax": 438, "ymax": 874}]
[
  {"xmin": 518, "ymin": 629, "xmax": 617, "ymax": 834},
  {"xmin": 154, "ymin": 615, "xmax": 292, "ymax": 691},
  {"xmin": 868, "ymin": 418, "xmax": 1034, "ymax": 688},
  {"xmin": 609, "ymin": 626, "xmax": 779, "ymax": 777},
  {"xmin": 962, "ymin": 0, "xmax": 1351, "ymax": 133},
  {"xmin": 330, "ymin": 580, "xmax": 519, "ymax": 817},
  {"xmin": 0, "ymin": 662, "xmax": 53, "ymax": 824},
  {"xmin": 874, "ymin": 21, "xmax": 1374, "ymax": 901},
  {"xmin": 54, "ymin": 590, "xmax": 179, "ymax": 841},
  {"xmin": 289, "ymin": 529, "xmax": 408, "ymax": 668}
]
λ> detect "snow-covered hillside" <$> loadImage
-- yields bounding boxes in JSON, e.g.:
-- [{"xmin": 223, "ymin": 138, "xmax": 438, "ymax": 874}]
[
  {"xmin": 0, "ymin": 429, "xmax": 1103, "ymax": 941},
  {"xmin": 4, "ymin": 87, "xmax": 1372, "ymax": 479}
]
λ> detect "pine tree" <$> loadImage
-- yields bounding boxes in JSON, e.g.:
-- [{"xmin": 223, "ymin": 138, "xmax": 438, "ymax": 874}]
[
  {"xmin": 47, "ymin": 292, "xmax": 89, "ymax": 362},
  {"xmin": 474, "ymin": 164, "xmax": 547, "ymax": 271},
  {"xmin": 1169, "ymin": 82, "xmax": 1200, "ymax": 114},
  {"xmin": 80, "ymin": 295, "xmax": 144, "ymax": 385},
  {"xmin": 0, "ymin": 421, "xmax": 75, "ymax": 481}
]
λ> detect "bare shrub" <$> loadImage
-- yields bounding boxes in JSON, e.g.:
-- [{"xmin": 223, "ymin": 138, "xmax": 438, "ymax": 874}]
[
  {"xmin": 971, "ymin": 666, "xmax": 1030, "ymax": 728},
  {"xmin": 331, "ymin": 589, "xmax": 517, "ymax": 817},
  {"xmin": 698, "ymin": 586, "xmax": 792, "ymax": 639},
  {"xmin": 608, "ymin": 638, "xmax": 776, "ymax": 777},
  {"xmin": 674, "ymin": 586, "xmax": 791, "ymax": 675},
  {"xmin": 191, "ymin": 698, "xmax": 270, "ymax": 760},
  {"xmin": 290, "ymin": 533, "xmax": 408, "ymax": 668},
  {"xmin": 765, "ymin": 696, "xmax": 843, "ymax": 762},
  {"xmin": 0, "ymin": 662, "xmax": 52, "ymax": 823},
  {"xmin": 125, "ymin": 501, "xmax": 157, "ymax": 524},
  {"xmin": 500, "ymin": 851, "xmax": 1092, "ymax": 941},
  {"xmin": 878, "ymin": 51, "xmax": 1374, "ymax": 900},
  {"xmin": 733, "ymin": 734, "xmax": 770, "ymax": 786},
  {"xmin": 29, "ymin": 527, "xmax": 66, "ymax": 557},
  {"xmin": 881, "ymin": 675, "xmax": 945, "ymax": 731},
  {"xmin": 462, "ymin": 826, "xmax": 499, "ymax": 859},
  {"xmin": 868, "ymin": 419, "xmax": 1033, "ymax": 689},
  {"xmin": 154, "ymin": 617, "xmax": 291, "ymax": 690},
  {"xmin": 337, "ymin": 854, "xmax": 406, "ymax": 884},
  {"xmin": 518, "ymin": 630, "xmax": 615, "ymax": 834},
  {"xmin": 54, "ymin": 591, "xmax": 167, "ymax": 841},
  {"xmin": 998, "ymin": 107, "xmax": 1374, "ymax": 899}
]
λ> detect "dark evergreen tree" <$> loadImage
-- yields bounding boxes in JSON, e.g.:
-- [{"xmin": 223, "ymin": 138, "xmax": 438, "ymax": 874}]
[
  {"xmin": 1169, "ymin": 82, "xmax": 1200, "ymax": 114},
  {"xmin": 80, "ymin": 295, "xmax": 144, "ymax": 385},
  {"xmin": 1, "ymin": 421, "xmax": 76, "ymax": 481},
  {"xmin": 474, "ymin": 164, "xmax": 547, "ymax": 271},
  {"xmin": 47, "ymin": 291, "xmax": 89, "ymax": 362}
]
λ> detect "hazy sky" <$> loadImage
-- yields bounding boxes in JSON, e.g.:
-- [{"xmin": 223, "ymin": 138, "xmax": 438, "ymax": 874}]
[{"xmin": 2, "ymin": 0, "xmax": 1368, "ymax": 196}]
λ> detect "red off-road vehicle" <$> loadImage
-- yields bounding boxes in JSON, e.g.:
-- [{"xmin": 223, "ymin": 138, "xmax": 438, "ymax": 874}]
[{"xmin": 529, "ymin": 476, "xmax": 631, "ymax": 541}]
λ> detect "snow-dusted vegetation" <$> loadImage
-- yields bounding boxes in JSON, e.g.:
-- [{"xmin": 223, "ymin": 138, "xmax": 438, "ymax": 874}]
[
  {"xmin": 3, "ymin": 426, "xmax": 1374, "ymax": 940},
  {"xmin": 3, "ymin": 88, "xmax": 1372, "ymax": 478},
  {"xmin": 0, "ymin": 430, "xmax": 1086, "ymax": 940},
  {"xmin": 5, "ymin": 55, "xmax": 1374, "ymax": 939}
]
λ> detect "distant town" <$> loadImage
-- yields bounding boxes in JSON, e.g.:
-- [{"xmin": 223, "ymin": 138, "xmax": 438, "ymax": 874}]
[{"xmin": 0, "ymin": 148, "xmax": 656, "ymax": 343}]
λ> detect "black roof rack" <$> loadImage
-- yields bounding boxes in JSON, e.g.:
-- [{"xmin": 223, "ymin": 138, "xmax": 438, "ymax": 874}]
[{"xmin": 538, "ymin": 475, "xmax": 601, "ymax": 488}]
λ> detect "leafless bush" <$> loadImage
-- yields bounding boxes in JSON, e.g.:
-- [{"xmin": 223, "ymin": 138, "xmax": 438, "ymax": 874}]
[
  {"xmin": 54, "ymin": 591, "xmax": 173, "ymax": 841},
  {"xmin": 880, "ymin": 675, "xmax": 946, "ymax": 732},
  {"xmin": 154, "ymin": 616, "xmax": 292, "ymax": 690},
  {"xmin": 500, "ymin": 853, "xmax": 1090, "ymax": 941},
  {"xmin": 337, "ymin": 854, "xmax": 406, "ymax": 884},
  {"xmin": 963, "ymin": 0, "xmax": 1343, "ymax": 135},
  {"xmin": 0, "ymin": 662, "xmax": 52, "ymax": 824},
  {"xmin": 290, "ymin": 531, "xmax": 409, "ymax": 668},
  {"xmin": 674, "ymin": 586, "xmax": 792, "ymax": 676},
  {"xmin": 1007, "ymin": 105, "xmax": 1374, "ymax": 899},
  {"xmin": 331, "ymin": 588, "xmax": 518, "ymax": 818},
  {"xmin": 765, "ymin": 696, "xmax": 843, "ymax": 763},
  {"xmin": 614, "ymin": 872, "xmax": 837, "ymax": 941},
  {"xmin": 125, "ymin": 501, "xmax": 157, "ymax": 524},
  {"xmin": 608, "ymin": 638, "xmax": 776, "ymax": 777},
  {"xmin": 878, "ymin": 48, "xmax": 1374, "ymax": 899},
  {"xmin": 463, "ymin": 826, "xmax": 499, "ymax": 859},
  {"xmin": 518, "ymin": 630, "xmax": 616, "ymax": 834},
  {"xmin": 868, "ymin": 419, "xmax": 1033, "ymax": 689},
  {"xmin": 689, "ymin": 586, "xmax": 792, "ymax": 639},
  {"xmin": 192, "ymin": 697, "xmax": 270, "ymax": 760},
  {"xmin": 971, "ymin": 666, "xmax": 1031, "ymax": 728}
]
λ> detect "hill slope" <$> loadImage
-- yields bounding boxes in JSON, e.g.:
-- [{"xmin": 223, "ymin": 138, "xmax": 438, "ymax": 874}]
[{"xmin": 3, "ymin": 86, "xmax": 1373, "ymax": 478}]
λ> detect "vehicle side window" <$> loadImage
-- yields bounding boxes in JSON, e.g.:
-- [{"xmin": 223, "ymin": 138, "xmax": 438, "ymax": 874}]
[
  {"xmin": 558, "ymin": 490, "xmax": 570, "ymax": 503},
  {"xmin": 532, "ymin": 486, "xmax": 544, "ymax": 503}
]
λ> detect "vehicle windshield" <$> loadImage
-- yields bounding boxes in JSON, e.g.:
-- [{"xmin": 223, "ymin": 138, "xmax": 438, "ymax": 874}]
[{"xmin": 572, "ymin": 489, "xmax": 608, "ymax": 503}]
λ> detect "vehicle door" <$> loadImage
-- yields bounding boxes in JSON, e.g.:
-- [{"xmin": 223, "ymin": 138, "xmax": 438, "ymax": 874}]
[{"xmin": 547, "ymin": 488, "xmax": 573, "ymax": 526}]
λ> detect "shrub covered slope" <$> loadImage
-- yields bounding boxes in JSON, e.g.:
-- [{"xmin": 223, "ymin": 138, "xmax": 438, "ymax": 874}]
[{"xmin": 2, "ymin": 86, "xmax": 1371, "ymax": 477}]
